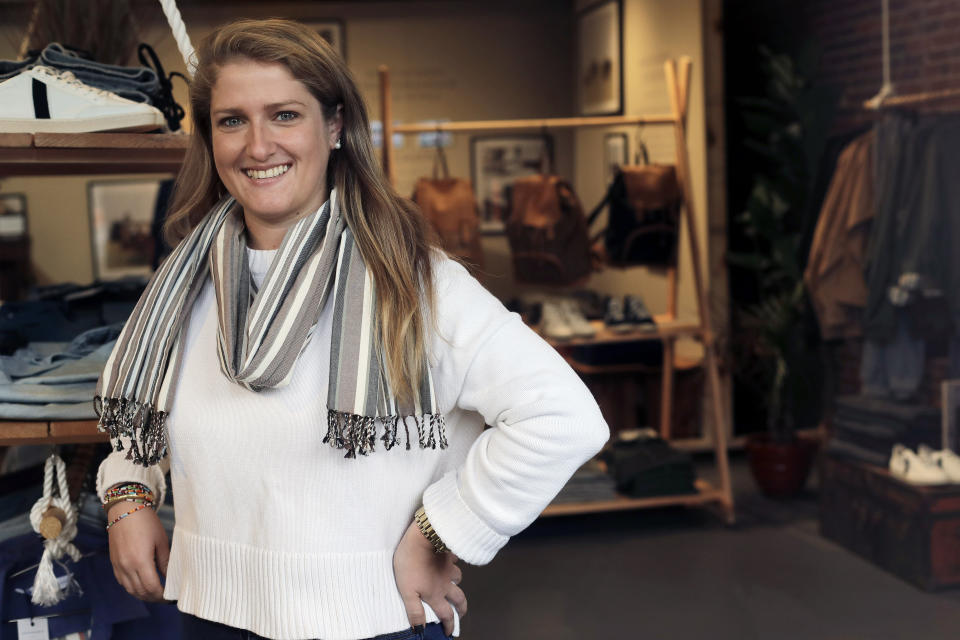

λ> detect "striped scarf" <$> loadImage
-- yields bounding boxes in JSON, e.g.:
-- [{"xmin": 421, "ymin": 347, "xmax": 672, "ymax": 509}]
[{"xmin": 95, "ymin": 189, "xmax": 445, "ymax": 466}]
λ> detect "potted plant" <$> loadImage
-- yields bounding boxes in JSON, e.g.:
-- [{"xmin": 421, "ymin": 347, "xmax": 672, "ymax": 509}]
[{"xmin": 727, "ymin": 46, "xmax": 836, "ymax": 497}]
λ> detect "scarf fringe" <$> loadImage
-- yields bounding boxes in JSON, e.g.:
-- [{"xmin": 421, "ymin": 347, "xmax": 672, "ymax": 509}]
[
  {"xmin": 94, "ymin": 396, "xmax": 168, "ymax": 467},
  {"xmin": 324, "ymin": 409, "xmax": 447, "ymax": 459}
]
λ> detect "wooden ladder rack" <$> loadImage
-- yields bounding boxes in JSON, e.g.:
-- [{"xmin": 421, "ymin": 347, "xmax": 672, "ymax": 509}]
[{"xmin": 379, "ymin": 57, "xmax": 734, "ymax": 524}]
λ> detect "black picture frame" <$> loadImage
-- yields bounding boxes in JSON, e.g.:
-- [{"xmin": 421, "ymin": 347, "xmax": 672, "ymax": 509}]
[
  {"xmin": 87, "ymin": 179, "xmax": 165, "ymax": 280},
  {"xmin": 469, "ymin": 134, "xmax": 553, "ymax": 234},
  {"xmin": 577, "ymin": 0, "xmax": 624, "ymax": 117},
  {"xmin": 0, "ymin": 193, "xmax": 28, "ymax": 238},
  {"xmin": 305, "ymin": 19, "xmax": 347, "ymax": 62},
  {"xmin": 603, "ymin": 132, "xmax": 629, "ymax": 183}
]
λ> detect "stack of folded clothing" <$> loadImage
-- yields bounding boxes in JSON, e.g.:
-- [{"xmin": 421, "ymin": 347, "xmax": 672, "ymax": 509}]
[
  {"xmin": 600, "ymin": 429, "xmax": 697, "ymax": 498},
  {"xmin": 826, "ymin": 395, "xmax": 941, "ymax": 468},
  {"xmin": 0, "ymin": 323, "xmax": 123, "ymax": 420},
  {"xmin": 551, "ymin": 458, "xmax": 619, "ymax": 504}
]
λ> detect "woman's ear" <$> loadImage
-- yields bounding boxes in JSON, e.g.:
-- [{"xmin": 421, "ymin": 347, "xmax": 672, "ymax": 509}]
[{"xmin": 330, "ymin": 104, "xmax": 344, "ymax": 148}]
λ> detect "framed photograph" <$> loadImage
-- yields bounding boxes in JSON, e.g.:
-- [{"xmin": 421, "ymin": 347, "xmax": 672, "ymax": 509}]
[
  {"xmin": 305, "ymin": 19, "xmax": 346, "ymax": 61},
  {"xmin": 0, "ymin": 192, "xmax": 28, "ymax": 238},
  {"xmin": 943, "ymin": 380, "xmax": 960, "ymax": 453},
  {"xmin": 470, "ymin": 135, "xmax": 552, "ymax": 233},
  {"xmin": 88, "ymin": 180, "xmax": 163, "ymax": 280},
  {"xmin": 577, "ymin": 0, "xmax": 623, "ymax": 116},
  {"xmin": 603, "ymin": 132, "xmax": 628, "ymax": 183}
]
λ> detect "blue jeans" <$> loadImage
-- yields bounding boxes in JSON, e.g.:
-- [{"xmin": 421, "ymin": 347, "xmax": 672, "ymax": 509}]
[{"xmin": 182, "ymin": 614, "xmax": 452, "ymax": 640}]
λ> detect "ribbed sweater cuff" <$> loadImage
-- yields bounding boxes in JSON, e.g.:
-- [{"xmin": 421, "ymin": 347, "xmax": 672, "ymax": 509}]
[
  {"xmin": 96, "ymin": 453, "xmax": 167, "ymax": 507},
  {"xmin": 422, "ymin": 471, "xmax": 508, "ymax": 565}
]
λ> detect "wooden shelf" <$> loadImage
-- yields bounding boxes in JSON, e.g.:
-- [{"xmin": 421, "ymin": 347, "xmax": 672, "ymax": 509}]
[
  {"xmin": 540, "ymin": 317, "xmax": 703, "ymax": 348},
  {"xmin": 0, "ymin": 132, "xmax": 188, "ymax": 175},
  {"xmin": 542, "ymin": 479, "xmax": 728, "ymax": 518},
  {"xmin": 0, "ymin": 420, "xmax": 106, "ymax": 446}
]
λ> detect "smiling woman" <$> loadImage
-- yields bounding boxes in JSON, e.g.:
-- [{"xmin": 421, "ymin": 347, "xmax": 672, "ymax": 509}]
[
  {"xmin": 93, "ymin": 17, "xmax": 608, "ymax": 640},
  {"xmin": 209, "ymin": 62, "xmax": 342, "ymax": 249}
]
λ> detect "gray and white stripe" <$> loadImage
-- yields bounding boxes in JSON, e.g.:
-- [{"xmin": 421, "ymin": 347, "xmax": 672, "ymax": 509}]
[{"xmin": 95, "ymin": 189, "xmax": 445, "ymax": 466}]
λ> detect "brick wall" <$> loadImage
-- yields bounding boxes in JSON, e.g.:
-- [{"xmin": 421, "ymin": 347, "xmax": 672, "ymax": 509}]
[{"xmin": 805, "ymin": 0, "xmax": 960, "ymax": 132}]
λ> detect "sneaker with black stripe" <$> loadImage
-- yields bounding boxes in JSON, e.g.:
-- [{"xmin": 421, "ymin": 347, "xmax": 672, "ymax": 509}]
[{"xmin": 0, "ymin": 65, "xmax": 165, "ymax": 133}]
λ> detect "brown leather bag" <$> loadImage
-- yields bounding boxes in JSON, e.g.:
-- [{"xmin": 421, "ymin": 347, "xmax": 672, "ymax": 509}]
[
  {"xmin": 506, "ymin": 174, "xmax": 593, "ymax": 286},
  {"xmin": 412, "ymin": 146, "xmax": 484, "ymax": 271},
  {"xmin": 587, "ymin": 144, "xmax": 681, "ymax": 267}
]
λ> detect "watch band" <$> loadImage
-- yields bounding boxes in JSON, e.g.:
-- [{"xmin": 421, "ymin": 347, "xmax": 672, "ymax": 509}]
[{"xmin": 414, "ymin": 506, "xmax": 449, "ymax": 554}]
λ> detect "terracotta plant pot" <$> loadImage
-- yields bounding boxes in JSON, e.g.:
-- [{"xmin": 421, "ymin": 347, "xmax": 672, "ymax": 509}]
[{"xmin": 746, "ymin": 433, "xmax": 819, "ymax": 498}]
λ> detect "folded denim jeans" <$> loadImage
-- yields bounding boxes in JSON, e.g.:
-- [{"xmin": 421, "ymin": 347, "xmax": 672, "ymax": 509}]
[{"xmin": 0, "ymin": 43, "xmax": 161, "ymax": 104}]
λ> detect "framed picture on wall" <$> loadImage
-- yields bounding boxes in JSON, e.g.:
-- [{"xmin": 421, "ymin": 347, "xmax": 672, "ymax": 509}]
[
  {"xmin": 577, "ymin": 0, "xmax": 623, "ymax": 116},
  {"xmin": 603, "ymin": 132, "xmax": 628, "ymax": 183},
  {"xmin": 470, "ymin": 135, "xmax": 552, "ymax": 233},
  {"xmin": 943, "ymin": 380, "xmax": 960, "ymax": 453},
  {"xmin": 88, "ymin": 180, "xmax": 164, "ymax": 280},
  {"xmin": 0, "ymin": 192, "xmax": 28, "ymax": 238},
  {"xmin": 305, "ymin": 19, "xmax": 346, "ymax": 61}
]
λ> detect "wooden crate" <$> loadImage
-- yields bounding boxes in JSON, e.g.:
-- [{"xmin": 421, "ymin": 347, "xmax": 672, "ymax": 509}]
[{"xmin": 820, "ymin": 456, "xmax": 960, "ymax": 590}]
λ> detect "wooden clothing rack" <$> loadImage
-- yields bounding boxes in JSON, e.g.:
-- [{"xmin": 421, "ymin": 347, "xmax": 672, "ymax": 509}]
[{"xmin": 379, "ymin": 57, "xmax": 734, "ymax": 524}]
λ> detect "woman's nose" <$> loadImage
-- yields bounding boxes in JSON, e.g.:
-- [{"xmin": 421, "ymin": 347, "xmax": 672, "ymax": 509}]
[{"xmin": 245, "ymin": 122, "xmax": 275, "ymax": 160}]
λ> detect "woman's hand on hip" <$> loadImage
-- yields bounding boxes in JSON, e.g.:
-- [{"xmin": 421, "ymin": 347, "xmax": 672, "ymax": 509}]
[
  {"xmin": 393, "ymin": 518, "xmax": 467, "ymax": 636},
  {"xmin": 106, "ymin": 502, "xmax": 171, "ymax": 603}
]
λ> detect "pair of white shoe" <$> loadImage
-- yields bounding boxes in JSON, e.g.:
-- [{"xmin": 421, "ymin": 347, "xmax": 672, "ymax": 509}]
[
  {"xmin": 0, "ymin": 65, "xmax": 165, "ymax": 134},
  {"xmin": 889, "ymin": 444, "xmax": 960, "ymax": 485},
  {"xmin": 541, "ymin": 299, "xmax": 595, "ymax": 341}
]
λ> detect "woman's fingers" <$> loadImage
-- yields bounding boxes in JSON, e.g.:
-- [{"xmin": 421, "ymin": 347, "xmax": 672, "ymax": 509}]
[
  {"xmin": 449, "ymin": 563, "xmax": 463, "ymax": 585},
  {"xmin": 446, "ymin": 583, "xmax": 468, "ymax": 619},
  {"xmin": 427, "ymin": 596, "xmax": 456, "ymax": 637},
  {"xmin": 136, "ymin": 565, "xmax": 165, "ymax": 602},
  {"xmin": 401, "ymin": 590, "xmax": 427, "ymax": 630}
]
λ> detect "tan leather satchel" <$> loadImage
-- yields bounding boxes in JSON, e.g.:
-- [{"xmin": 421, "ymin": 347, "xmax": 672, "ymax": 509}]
[
  {"xmin": 506, "ymin": 174, "xmax": 593, "ymax": 286},
  {"xmin": 412, "ymin": 146, "xmax": 484, "ymax": 272}
]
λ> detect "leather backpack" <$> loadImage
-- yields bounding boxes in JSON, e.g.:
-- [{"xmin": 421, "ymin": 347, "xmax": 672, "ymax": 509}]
[
  {"xmin": 588, "ymin": 145, "xmax": 681, "ymax": 267},
  {"xmin": 506, "ymin": 171, "xmax": 594, "ymax": 286},
  {"xmin": 412, "ymin": 146, "xmax": 484, "ymax": 271}
]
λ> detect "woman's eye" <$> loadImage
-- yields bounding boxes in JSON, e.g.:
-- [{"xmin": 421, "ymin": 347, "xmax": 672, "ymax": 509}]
[
  {"xmin": 220, "ymin": 116, "xmax": 242, "ymax": 127},
  {"xmin": 276, "ymin": 111, "xmax": 299, "ymax": 122}
]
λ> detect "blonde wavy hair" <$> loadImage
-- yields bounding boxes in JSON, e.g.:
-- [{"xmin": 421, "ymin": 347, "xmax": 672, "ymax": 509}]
[{"xmin": 164, "ymin": 18, "xmax": 436, "ymax": 404}]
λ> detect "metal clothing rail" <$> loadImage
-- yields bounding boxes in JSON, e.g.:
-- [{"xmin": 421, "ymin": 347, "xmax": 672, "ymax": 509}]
[{"xmin": 378, "ymin": 57, "xmax": 735, "ymax": 524}]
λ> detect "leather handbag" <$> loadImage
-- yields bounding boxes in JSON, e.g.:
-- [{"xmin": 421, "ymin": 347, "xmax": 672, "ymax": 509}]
[
  {"xmin": 412, "ymin": 145, "xmax": 484, "ymax": 271},
  {"xmin": 506, "ymin": 172, "xmax": 594, "ymax": 286},
  {"xmin": 588, "ymin": 144, "xmax": 681, "ymax": 267}
]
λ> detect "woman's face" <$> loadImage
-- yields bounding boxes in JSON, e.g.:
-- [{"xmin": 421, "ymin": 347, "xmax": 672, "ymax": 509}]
[{"xmin": 210, "ymin": 59, "xmax": 341, "ymax": 239}]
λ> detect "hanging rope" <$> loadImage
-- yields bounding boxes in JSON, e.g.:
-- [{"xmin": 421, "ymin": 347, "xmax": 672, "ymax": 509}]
[
  {"xmin": 28, "ymin": 454, "xmax": 82, "ymax": 606},
  {"xmin": 865, "ymin": 0, "xmax": 894, "ymax": 108},
  {"xmin": 158, "ymin": 0, "xmax": 197, "ymax": 78}
]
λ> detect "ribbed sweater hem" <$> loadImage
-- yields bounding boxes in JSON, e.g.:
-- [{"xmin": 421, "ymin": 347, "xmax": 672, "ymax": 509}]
[{"xmin": 164, "ymin": 527, "xmax": 450, "ymax": 640}]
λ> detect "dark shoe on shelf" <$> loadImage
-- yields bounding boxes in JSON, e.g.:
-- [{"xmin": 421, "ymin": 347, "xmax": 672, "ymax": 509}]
[
  {"xmin": 624, "ymin": 295, "xmax": 657, "ymax": 332},
  {"xmin": 603, "ymin": 296, "xmax": 632, "ymax": 333}
]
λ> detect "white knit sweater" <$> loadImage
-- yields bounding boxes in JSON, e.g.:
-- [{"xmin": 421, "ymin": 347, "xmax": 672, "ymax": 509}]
[{"xmin": 97, "ymin": 249, "xmax": 609, "ymax": 640}]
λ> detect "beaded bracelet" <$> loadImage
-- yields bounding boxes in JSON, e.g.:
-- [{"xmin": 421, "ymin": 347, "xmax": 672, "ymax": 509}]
[
  {"xmin": 105, "ymin": 503, "xmax": 150, "ymax": 530},
  {"xmin": 103, "ymin": 496, "xmax": 154, "ymax": 512},
  {"xmin": 104, "ymin": 483, "xmax": 152, "ymax": 501}
]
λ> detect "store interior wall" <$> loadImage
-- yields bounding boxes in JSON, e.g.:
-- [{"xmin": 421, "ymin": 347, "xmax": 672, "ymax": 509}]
[{"xmin": 0, "ymin": 0, "xmax": 727, "ymax": 436}]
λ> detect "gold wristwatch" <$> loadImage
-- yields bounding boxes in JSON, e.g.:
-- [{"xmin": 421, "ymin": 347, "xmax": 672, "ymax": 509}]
[{"xmin": 414, "ymin": 506, "xmax": 449, "ymax": 554}]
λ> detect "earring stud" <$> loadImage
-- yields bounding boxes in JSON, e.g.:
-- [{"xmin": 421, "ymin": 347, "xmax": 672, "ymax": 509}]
[{"xmin": 334, "ymin": 138, "xmax": 342, "ymax": 149}]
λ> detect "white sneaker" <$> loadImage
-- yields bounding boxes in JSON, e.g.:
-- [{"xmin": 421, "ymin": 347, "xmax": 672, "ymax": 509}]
[
  {"xmin": 558, "ymin": 299, "xmax": 596, "ymax": 338},
  {"xmin": 918, "ymin": 444, "xmax": 960, "ymax": 482},
  {"xmin": 889, "ymin": 444, "xmax": 951, "ymax": 485},
  {"xmin": 0, "ymin": 65, "xmax": 165, "ymax": 133},
  {"xmin": 541, "ymin": 301, "xmax": 574, "ymax": 341}
]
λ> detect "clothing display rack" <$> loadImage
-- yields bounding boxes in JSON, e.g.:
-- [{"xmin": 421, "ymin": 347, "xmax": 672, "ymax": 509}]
[
  {"xmin": 0, "ymin": 131, "xmax": 187, "ymax": 450},
  {"xmin": 379, "ymin": 57, "xmax": 735, "ymax": 524}
]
